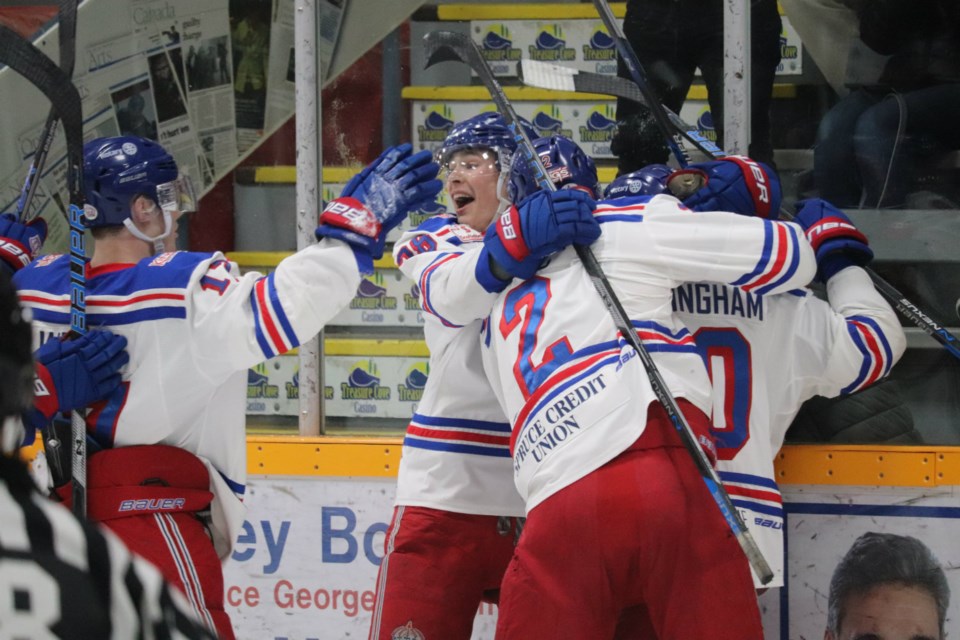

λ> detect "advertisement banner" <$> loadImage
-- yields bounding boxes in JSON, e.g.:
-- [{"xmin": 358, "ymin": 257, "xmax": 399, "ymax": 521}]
[
  {"xmin": 223, "ymin": 476, "xmax": 498, "ymax": 639},
  {"xmin": 247, "ymin": 352, "xmax": 429, "ymax": 419},
  {"xmin": 224, "ymin": 477, "xmax": 960, "ymax": 639}
]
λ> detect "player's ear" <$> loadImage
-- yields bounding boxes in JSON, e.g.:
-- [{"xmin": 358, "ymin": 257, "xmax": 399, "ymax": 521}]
[{"xmin": 129, "ymin": 195, "xmax": 156, "ymax": 224}]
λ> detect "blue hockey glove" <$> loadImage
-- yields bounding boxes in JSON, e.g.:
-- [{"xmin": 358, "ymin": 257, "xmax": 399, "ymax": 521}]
[
  {"xmin": 479, "ymin": 189, "xmax": 599, "ymax": 289},
  {"xmin": 671, "ymin": 156, "xmax": 781, "ymax": 219},
  {"xmin": 315, "ymin": 144, "xmax": 442, "ymax": 266},
  {"xmin": 26, "ymin": 330, "xmax": 129, "ymax": 430},
  {"xmin": 793, "ymin": 198, "xmax": 873, "ymax": 282},
  {"xmin": 0, "ymin": 213, "xmax": 47, "ymax": 274}
]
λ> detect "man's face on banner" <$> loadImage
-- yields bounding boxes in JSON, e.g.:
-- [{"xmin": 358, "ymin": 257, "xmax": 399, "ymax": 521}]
[{"xmin": 828, "ymin": 583, "xmax": 941, "ymax": 640}]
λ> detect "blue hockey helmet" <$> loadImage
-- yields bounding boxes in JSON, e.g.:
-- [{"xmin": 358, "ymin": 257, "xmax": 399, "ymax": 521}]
[
  {"xmin": 83, "ymin": 136, "xmax": 185, "ymax": 228},
  {"xmin": 508, "ymin": 135, "xmax": 599, "ymax": 203},
  {"xmin": 436, "ymin": 111, "xmax": 537, "ymax": 174},
  {"xmin": 603, "ymin": 164, "xmax": 673, "ymax": 200}
]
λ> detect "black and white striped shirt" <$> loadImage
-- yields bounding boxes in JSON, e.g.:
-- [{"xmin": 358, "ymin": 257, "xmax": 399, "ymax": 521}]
[{"xmin": 0, "ymin": 455, "xmax": 217, "ymax": 639}]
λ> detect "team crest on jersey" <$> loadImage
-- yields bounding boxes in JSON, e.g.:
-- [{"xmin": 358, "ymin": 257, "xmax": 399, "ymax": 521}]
[
  {"xmin": 391, "ymin": 621, "xmax": 425, "ymax": 640},
  {"xmin": 149, "ymin": 252, "xmax": 178, "ymax": 267},
  {"xmin": 397, "ymin": 363, "xmax": 429, "ymax": 402},
  {"xmin": 449, "ymin": 223, "xmax": 483, "ymax": 242},
  {"xmin": 35, "ymin": 253, "xmax": 62, "ymax": 267}
]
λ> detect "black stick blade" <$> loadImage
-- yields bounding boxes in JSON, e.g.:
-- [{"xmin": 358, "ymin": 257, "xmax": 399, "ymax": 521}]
[{"xmin": 423, "ymin": 30, "xmax": 474, "ymax": 69}]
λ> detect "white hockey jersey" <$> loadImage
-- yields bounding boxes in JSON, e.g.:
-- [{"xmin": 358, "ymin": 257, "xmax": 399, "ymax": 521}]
[
  {"xmin": 479, "ymin": 194, "xmax": 817, "ymax": 512},
  {"xmin": 392, "ymin": 214, "xmax": 525, "ymax": 517},
  {"xmin": 14, "ymin": 240, "xmax": 363, "ymax": 556},
  {"xmin": 674, "ymin": 266, "xmax": 906, "ymax": 586}
]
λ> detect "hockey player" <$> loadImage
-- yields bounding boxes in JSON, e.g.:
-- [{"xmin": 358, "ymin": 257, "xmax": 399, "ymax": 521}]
[
  {"xmin": 603, "ymin": 161, "xmax": 906, "ymax": 589},
  {"xmin": 371, "ymin": 121, "xmax": 599, "ymax": 640},
  {"xmin": 0, "ymin": 269, "xmax": 216, "ymax": 639},
  {"xmin": 13, "ymin": 135, "xmax": 440, "ymax": 639},
  {"xmin": 467, "ymin": 149, "xmax": 818, "ymax": 637}
]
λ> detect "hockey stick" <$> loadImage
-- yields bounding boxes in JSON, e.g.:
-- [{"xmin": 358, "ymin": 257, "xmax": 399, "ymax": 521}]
[
  {"xmin": 0, "ymin": 23, "xmax": 88, "ymax": 515},
  {"xmin": 15, "ymin": 0, "xmax": 79, "ymax": 223},
  {"xmin": 423, "ymin": 29, "xmax": 774, "ymax": 584},
  {"xmin": 590, "ymin": 0, "xmax": 690, "ymax": 167},
  {"xmin": 519, "ymin": 59, "xmax": 725, "ymax": 161},
  {"xmin": 521, "ymin": 62, "xmax": 960, "ymax": 362}
]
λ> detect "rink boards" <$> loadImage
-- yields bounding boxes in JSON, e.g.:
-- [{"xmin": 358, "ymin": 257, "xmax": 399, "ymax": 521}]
[{"xmin": 227, "ymin": 443, "xmax": 960, "ymax": 640}]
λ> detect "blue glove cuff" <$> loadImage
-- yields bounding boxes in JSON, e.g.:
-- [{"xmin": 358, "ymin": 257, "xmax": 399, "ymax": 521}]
[
  {"xmin": 483, "ymin": 226, "xmax": 540, "ymax": 283},
  {"xmin": 315, "ymin": 224, "xmax": 385, "ymax": 261},
  {"xmin": 475, "ymin": 246, "xmax": 513, "ymax": 293}
]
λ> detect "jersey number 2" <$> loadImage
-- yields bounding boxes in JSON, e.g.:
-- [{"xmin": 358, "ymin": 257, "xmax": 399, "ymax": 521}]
[
  {"xmin": 500, "ymin": 277, "xmax": 573, "ymax": 399},
  {"xmin": 694, "ymin": 327, "xmax": 752, "ymax": 460}
]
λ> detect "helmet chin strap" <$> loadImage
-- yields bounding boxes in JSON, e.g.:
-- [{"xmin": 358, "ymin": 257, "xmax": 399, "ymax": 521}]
[
  {"xmin": 123, "ymin": 203, "xmax": 173, "ymax": 255},
  {"xmin": 495, "ymin": 169, "xmax": 512, "ymax": 217}
]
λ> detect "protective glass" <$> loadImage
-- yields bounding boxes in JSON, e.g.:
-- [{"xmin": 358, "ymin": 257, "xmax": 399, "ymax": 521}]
[
  {"xmin": 156, "ymin": 173, "xmax": 198, "ymax": 214},
  {"xmin": 440, "ymin": 150, "xmax": 500, "ymax": 180}
]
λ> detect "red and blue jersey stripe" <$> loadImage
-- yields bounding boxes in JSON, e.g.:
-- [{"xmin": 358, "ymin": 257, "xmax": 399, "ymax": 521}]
[
  {"xmin": 404, "ymin": 413, "xmax": 512, "ymax": 458},
  {"xmin": 594, "ymin": 198, "xmax": 649, "ymax": 224},
  {"xmin": 719, "ymin": 470, "xmax": 783, "ymax": 519},
  {"xmin": 841, "ymin": 314, "xmax": 895, "ymax": 394},
  {"xmin": 733, "ymin": 221, "xmax": 804, "ymax": 296},
  {"xmin": 250, "ymin": 271, "xmax": 299, "ymax": 358}
]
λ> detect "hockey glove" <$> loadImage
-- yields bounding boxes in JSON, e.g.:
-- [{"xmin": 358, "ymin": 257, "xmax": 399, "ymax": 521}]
[
  {"xmin": 25, "ymin": 330, "xmax": 129, "ymax": 431},
  {"xmin": 0, "ymin": 213, "xmax": 47, "ymax": 274},
  {"xmin": 671, "ymin": 156, "xmax": 781, "ymax": 219},
  {"xmin": 480, "ymin": 189, "xmax": 599, "ymax": 289},
  {"xmin": 316, "ymin": 143, "xmax": 442, "ymax": 265},
  {"xmin": 794, "ymin": 198, "xmax": 873, "ymax": 282}
]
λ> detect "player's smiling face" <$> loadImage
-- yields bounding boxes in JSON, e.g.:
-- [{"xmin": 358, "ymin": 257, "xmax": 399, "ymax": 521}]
[{"xmin": 443, "ymin": 149, "xmax": 502, "ymax": 233}]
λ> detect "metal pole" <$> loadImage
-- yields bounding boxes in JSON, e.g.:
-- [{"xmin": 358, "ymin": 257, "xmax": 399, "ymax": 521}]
[
  {"xmin": 295, "ymin": 0, "xmax": 324, "ymax": 435},
  {"xmin": 723, "ymin": 0, "xmax": 750, "ymax": 155},
  {"xmin": 382, "ymin": 27, "xmax": 402, "ymax": 148}
]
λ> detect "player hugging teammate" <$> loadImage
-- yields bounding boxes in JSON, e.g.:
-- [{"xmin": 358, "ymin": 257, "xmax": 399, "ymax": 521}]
[{"xmin": 383, "ymin": 109, "xmax": 904, "ymax": 639}]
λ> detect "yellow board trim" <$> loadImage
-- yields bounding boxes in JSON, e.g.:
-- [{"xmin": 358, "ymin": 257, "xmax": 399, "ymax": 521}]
[
  {"xmin": 775, "ymin": 445, "xmax": 960, "ymax": 487},
  {"xmin": 247, "ymin": 437, "xmax": 404, "ymax": 477},
  {"xmin": 242, "ymin": 439, "xmax": 960, "ymax": 485},
  {"xmin": 23, "ymin": 439, "xmax": 960, "ymax": 486},
  {"xmin": 402, "ymin": 84, "xmax": 795, "ymax": 102},
  {"xmin": 227, "ymin": 251, "xmax": 397, "ymax": 270},
  {"xmin": 437, "ymin": 2, "xmax": 626, "ymax": 20},
  {"xmin": 325, "ymin": 339, "xmax": 429, "ymax": 357},
  {"xmin": 435, "ymin": 2, "xmax": 784, "ymax": 20},
  {"xmin": 251, "ymin": 166, "xmax": 361, "ymax": 184}
]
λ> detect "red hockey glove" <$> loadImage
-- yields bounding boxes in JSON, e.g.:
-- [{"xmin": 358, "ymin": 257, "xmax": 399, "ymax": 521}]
[{"xmin": 0, "ymin": 213, "xmax": 46, "ymax": 274}]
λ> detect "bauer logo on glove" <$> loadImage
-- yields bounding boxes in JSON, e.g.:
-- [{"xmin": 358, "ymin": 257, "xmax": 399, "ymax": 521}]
[
  {"xmin": 321, "ymin": 197, "xmax": 380, "ymax": 238},
  {"xmin": 803, "ymin": 218, "xmax": 864, "ymax": 244},
  {"xmin": 499, "ymin": 209, "xmax": 518, "ymax": 241}
]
